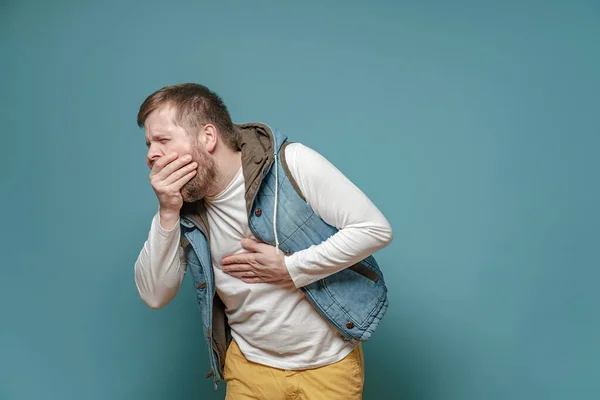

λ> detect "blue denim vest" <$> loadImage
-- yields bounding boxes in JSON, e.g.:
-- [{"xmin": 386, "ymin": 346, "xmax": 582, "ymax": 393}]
[{"xmin": 178, "ymin": 123, "xmax": 388, "ymax": 389}]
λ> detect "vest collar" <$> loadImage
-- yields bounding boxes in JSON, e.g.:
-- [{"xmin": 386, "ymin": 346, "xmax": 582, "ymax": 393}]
[{"xmin": 236, "ymin": 122, "xmax": 277, "ymax": 214}]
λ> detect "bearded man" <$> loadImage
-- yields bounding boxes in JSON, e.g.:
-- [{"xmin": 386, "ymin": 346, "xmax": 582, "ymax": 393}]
[{"xmin": 134, "ymin": 83, "xmax": 393, "ymax": 400}]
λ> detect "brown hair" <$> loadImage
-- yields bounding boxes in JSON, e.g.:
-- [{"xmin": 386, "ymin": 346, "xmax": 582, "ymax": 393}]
[{"xmin": 137, "ymin": 83, "xmax": 237, "ymax": 149}]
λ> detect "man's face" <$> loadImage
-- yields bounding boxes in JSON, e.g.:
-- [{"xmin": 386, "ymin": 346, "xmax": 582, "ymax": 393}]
[{"xmin": 144, "ymin": 105, "xmax": 217, "ymax": 202}]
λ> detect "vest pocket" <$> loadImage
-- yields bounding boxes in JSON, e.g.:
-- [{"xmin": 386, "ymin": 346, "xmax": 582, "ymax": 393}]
[{"xmin": 321, "ymin": 264, "xmax": 386, "ymax": 327}]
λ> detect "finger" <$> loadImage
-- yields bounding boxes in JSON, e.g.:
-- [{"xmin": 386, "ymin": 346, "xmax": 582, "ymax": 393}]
[
  {"xmin": 240, "ymin": 238, "xmax": 264, "ymax": 252},
  {"xmin": 221, "ymin": 263, "xmax": 251, "ymax": 273},
  {"xmin": 225, "ymin": 270, "xmax": 256, "ymax": 280},
  {"xmin": 152, "ymin": 154, "xmax": 193, "ymax": 179},
  {"xmin": 227, "ymin": 271, "xmax": 255, "ymax": 280},
  {"xmin": 222, "ymin": 253, "xmax": 255, "ymax": 265},
  {"xmin": 167, "ymin": 169, "xmax": 197, "ymax": 191},
  {"xmin": 162, "ymin": 161, "xmax": 197, "ymax": 186},
  {"xmin": 157, "ymin": 155, "xmax": 194, "ymax": 180},
  {"xmin": 241, "ymin": 277, "xmax": 263, "ymax": 284},
  {"xmin": 150, "ymin": 152, "xmax": 178, "ymax": 174}
]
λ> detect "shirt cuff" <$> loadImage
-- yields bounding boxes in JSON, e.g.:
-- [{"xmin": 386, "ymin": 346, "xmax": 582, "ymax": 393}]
[
  {"xmin": 154, "ymin": 212, "xmax": 181, "ymax": 237},
  {"xmin": 284, "ymin": 253, "xmax": 314, "ymax": 288}
]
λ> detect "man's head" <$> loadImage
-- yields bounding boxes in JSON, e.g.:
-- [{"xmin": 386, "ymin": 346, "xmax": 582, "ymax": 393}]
[{"xmin": 137, "ymin": 83, "xmax": 237, "ymax": 202}]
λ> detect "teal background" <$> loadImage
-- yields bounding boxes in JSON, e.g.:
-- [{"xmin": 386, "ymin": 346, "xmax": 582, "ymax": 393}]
[{"xmin": 1, "ymin": 0, "xmax": 599, "ymax": 399}]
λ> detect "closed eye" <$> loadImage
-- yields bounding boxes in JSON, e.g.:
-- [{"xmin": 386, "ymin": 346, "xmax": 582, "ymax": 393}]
[{"xmin": 146, "ymin": 137, "xmax": 170, "ymax": 147}]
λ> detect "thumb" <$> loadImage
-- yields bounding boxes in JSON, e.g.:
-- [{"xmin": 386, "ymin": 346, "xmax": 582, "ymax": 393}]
[{"xmin": 241, "ymin": 237, "xmax": 263, "ymax": 252}]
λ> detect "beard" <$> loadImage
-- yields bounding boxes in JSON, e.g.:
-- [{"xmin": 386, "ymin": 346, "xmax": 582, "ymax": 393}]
[{"xmin": 180, "ymin": 140, "xmax": 218, "ymax": 203}]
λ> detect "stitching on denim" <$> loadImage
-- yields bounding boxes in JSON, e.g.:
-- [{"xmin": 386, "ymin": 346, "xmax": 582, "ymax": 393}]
[
  {"xmin": 322, "ymin": 277, "xmax": 385, "ymax": 327},
  {"xmin": 278, "ymin": 215, "xmax": 318, "ymax": 247}
]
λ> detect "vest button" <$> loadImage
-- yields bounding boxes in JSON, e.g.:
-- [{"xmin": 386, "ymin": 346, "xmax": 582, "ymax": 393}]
[
  {"xmin": 196, "ymin": 282, "xmax": 207, "ymax": 289},
  {"xmin": 254, "ymin": 208, "xmax": 262, "ymax": 216},
  {"xmin": 346, "ymin": 321, "xmax": 354, "ymax": 329}
]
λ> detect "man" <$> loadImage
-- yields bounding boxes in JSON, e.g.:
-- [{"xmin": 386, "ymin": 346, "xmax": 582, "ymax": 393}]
[{"xmin": 134, "ymin": 83, "xmax": 393, "ymax": 400}]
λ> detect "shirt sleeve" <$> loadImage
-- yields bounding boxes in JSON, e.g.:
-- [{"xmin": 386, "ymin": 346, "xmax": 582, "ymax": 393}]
[
  {"xmin": 282, "ymin": 143, "xmax": 393, "ymax": 288},
  {"xmin": 134, "ymin": 211, "xmax": 187, "ymax": 308}
]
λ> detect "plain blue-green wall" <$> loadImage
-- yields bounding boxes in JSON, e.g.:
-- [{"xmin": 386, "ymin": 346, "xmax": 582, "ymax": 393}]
[{"xmin": 1, "ymin": 1, "xmax": 599, "ymax": 399}]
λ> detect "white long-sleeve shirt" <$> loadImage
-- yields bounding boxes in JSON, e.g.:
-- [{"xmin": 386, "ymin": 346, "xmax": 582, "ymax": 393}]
[{"xmin": 134, "ymin": 142, "xmax": 393, "ymax": 369}]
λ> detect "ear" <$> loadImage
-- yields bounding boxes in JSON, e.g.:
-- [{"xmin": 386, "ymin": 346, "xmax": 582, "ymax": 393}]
[{"xmin": 203, "ymin": 124, "xmax": 218, "ymax": 153}]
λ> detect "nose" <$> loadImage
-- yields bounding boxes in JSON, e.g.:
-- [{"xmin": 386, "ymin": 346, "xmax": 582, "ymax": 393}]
[{"xmin": 146, "ymin": 145, "xmax": 163, "ymax": 169}]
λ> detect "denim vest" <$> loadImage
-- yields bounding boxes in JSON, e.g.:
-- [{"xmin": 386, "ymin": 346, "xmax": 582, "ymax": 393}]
[{"xmin": 178, "ymin": 124, "xmax": 388, "ymax": 389}]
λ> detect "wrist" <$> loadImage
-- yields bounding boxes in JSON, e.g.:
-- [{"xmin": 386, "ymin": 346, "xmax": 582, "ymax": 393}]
[
  {"xmin": 159, "ymin": 207, "xmax": 180, "ymax": 230},
  {"xmin": 282, "ymin": 253, "xmax": 303, "ymax": 287},
  {"xmin": 281, "ymin": 253, "xmax": 293, "ymax": 282}
]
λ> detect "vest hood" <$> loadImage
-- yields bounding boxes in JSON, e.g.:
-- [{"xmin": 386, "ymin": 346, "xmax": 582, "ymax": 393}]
[
  {"xmin": 235, "ymin": 122, "xmax": 287, "ymax": 214},
  {"xmin": 180, "ymin": 122, "xmax": 287, "ymax": 247}
]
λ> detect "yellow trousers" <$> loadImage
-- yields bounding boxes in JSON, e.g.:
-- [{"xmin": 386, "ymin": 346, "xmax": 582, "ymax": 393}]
[{"xmin": 224, "ymin": 340, "xmax": 365, "ymax": 400}]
